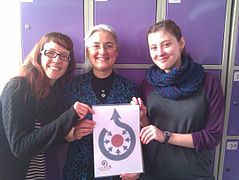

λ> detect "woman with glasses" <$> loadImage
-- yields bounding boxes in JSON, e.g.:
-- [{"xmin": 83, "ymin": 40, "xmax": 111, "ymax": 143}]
[
  {"xmin": 0, "ymin": 32, "xmax": 91, "ymax": 180},
  {"xmin": 63, "ymin": 24, "xmax": 140, "ymax": 180}
]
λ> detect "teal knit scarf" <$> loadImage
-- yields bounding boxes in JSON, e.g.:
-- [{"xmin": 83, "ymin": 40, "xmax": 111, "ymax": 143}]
[{"xmin": 146, "ymin": 54, "xmax": 205, "ymax": 100}]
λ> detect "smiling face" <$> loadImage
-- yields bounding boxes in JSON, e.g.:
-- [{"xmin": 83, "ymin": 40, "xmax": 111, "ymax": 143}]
[
  {"xmin": 148, "ymin": 30, "xmax": 185, "ymax": 73},
  {"xmin": 86, "ymin": 30, "xmax": 119, "ymax": 78},
  {"xmin": 41, "ymin": 41, "xmax": 70, "ymax": 85}
]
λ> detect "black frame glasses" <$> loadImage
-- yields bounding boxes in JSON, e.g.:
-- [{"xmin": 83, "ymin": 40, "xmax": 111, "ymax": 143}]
[{"xmin": 42, "ymin": 50, "xmax": 70, "ymax": 62}]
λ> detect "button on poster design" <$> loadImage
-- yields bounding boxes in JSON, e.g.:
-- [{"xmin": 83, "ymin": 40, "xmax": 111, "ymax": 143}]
[{"xmin": 93, "ymin": 104, "xmax": 143, "ymax": 178}]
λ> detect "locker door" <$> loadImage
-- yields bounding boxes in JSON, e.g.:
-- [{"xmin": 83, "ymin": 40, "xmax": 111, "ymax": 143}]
[
  {"xmin": 21, "ymin": 0, "xmax": 84, "ymax": 63},
  {"xmin": 222, "ymin": 140, "xmax": 239, "ymax": 180},
  {"xmin": 166, "ymin": 0, "xmax": 227, "ymax": 65},
  {"xmin": 94, "ymin": 0, "xmax": 156, "ymax": 64},
  {"xmin": 235, "ymin": 23, "xmax": 239, "ymax": 66},
  {"xmin": 227, "ymin": 74, "xmax": 239, "ymax": 136}
]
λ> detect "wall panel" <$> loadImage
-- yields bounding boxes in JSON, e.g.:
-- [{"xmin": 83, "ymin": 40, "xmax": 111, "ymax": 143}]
[
  {"xmin": 166, "ymin": 0, "xmax": 227, "ymax": 65},
  {"xmin": 94, "ymin": 0, "xmax": 156, "ymax": 64},
  {"xmin": 227, "ymin": 74, "xmax": 239, "ymax": 136},
  {"xmin": 222, "ymin": 139, "xmax": 239, "ymax": 180},
  {"xmin": 21, "ymin": 0, "xmax": 84, "ymax": 63}
]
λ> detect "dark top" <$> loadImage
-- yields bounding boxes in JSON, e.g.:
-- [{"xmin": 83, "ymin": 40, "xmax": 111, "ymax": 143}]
[
  {"xmin": 91, "ymin": 72, "xmax": 114, "ymax": 102},
  {"xmin": 140, "ymin": 73, "xmax": 224, "ymax": 180},
  {"xmin": 0, "ymin": 77, "xmax": 78, "ymax": 180},
  {"xmin": 63, "ymin": 71, "xmax": 139, "ymax": 180}
]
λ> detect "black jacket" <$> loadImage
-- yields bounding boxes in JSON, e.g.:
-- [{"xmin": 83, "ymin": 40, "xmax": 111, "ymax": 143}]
[{"xmin": 0, "ymin": 77, "xmax": 77, "ymax": 180}]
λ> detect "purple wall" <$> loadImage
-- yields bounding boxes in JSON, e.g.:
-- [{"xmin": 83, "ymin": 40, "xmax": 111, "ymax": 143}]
[
  {"xmin": 222, "ymin": 139, "xmax": 239, "ymax": 180},
  {"xmin": 94, "ymin": 0, "xmax": 155, "ymax": 64},
  {"xmin": 235, "ymin": 20, "xmax": 239, "ymax": 65},
  {"xmin": 116, "ymin": 69, "xmax": 146, "ymax": 86},
  {"xmin": 166, "ymin": 0, "xmax": 227, "ymax": 65},
  {"xmin": 227, "ymin": 77, "xmax": 239, "ymax": 135},
  {"xmin": 21, "ymin": 0, "xmax": 84, "ymax": 63}
]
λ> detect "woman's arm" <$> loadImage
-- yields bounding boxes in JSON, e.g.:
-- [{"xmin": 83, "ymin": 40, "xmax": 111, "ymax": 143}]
[{"xmin": 1, "ymin": 79, "xmax": 78, "ymax": 158}]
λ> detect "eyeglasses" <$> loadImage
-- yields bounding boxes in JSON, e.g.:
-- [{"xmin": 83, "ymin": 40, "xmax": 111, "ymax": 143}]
[
  {"xmin": 88, "ymin": 42, "xmax": 116, "ymax": 51},
  {"xmin": 41, "ymin": 50, "xmax": 70, "ymax": 62}
]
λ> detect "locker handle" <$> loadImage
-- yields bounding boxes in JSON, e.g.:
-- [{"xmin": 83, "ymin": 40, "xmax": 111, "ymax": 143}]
[
  {"xmin": 24, "ymin": 24, "xmax": 31, "ymax": 29},
  {"xmin": 233, "ymin": 101, "xmax": 238, "ymax": 105}
]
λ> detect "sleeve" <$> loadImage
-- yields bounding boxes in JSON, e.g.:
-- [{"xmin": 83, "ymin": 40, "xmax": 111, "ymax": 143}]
[
  {"xmin": 192, "ymin": 74, "xmax": 225, "ymax": 151},
  {"xmin": 1, "ymin": 79, "xmax": 78, "ymax": 158}
]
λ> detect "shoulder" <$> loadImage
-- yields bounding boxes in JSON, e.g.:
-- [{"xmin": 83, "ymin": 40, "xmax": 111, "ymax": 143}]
[
  {"xmin": 1, "ymin": 77, "xmax": 29, "ymax": 106},
  {"xmin": 203, "ymin": 72, "xmax": 223, "ymax": 99},
  {"xmin": 2, "ymin": 77, "xmax": 27, "ymax": 95},
  {"xmin": 203, "ymin": 72, "xmax": 222, "ymax": 91}
]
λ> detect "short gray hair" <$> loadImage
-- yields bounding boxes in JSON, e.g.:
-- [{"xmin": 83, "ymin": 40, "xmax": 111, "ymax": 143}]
[{"xmin": 85, "ymin": 24, "xmax": 119, "ymax": 49}]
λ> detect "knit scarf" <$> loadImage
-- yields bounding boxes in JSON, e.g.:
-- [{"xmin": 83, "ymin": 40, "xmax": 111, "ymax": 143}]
[{"xmin": 146, "ymin": 55, "xmax": 205, "ymax": 100}]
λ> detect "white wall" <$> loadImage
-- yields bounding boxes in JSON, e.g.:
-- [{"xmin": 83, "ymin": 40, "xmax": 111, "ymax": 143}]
[{"xmin": 0, "ymin": 1, "xmax": 22, "ymax": 93}]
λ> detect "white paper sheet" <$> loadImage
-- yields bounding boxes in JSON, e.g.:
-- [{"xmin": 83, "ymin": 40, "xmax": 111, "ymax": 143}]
[{"xmin": 93, "ymin": 104, "xmax": 144, "ymax": 178}]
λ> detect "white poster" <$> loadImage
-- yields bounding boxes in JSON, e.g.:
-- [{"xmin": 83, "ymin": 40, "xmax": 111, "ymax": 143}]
[{"xmin": 93, "ymin": 104, "xmax": 144, "ymax": 178}]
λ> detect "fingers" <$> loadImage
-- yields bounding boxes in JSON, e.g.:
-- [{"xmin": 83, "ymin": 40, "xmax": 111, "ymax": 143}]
[
  {"xmin": 139, "ymin": 126, "xmax": 151, "ymax": 144},
  {"xmin": 120, "ymin": 173, "xmax": 140, "ymax": 180},
  {"xmin": 131, "ymin": 97, "xmax": 143, "ymax": 104},
  {"xmin": 74, "ymin": 119, "xmax": 96, "ymax": 139},
  {"xmin": 130, "ymin": 97, "xmax": 148, "ymax": 127},
  {"xmin": 130, "ymin": 97, "xmax": 138, "ymax": 105},
  {"xmin": 74, "ymin": 129, "xmax": 92, "ymax": 139},
  {"xmin": 131, "ymin": 97, "xmax": 146, "ymax": 109},
  {"xmin": 75, "ymin": 119, "xmax": 95, "ymax": 130},
  {"xmin": 137, "ymin": 98, "xmax": 144, "ymax": 106},
  {"xmin": 73, "ymin": 102, "xmax": 94, "ymax": 119},
  {"xmin": 139, "ymin": 125, "xmax": 163, "ymax": 144}
]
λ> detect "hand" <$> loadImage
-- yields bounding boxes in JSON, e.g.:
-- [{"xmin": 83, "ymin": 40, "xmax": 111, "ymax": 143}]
[
  {"xmin": 74, "ymin": 119, "xmax": 96, "ymax": 140},
  {"xmin": 65, "ymin": 126, "xmax": 77, "ymax": 142},
  {"xmin": 139, "ymin": 125, "xmax": 164, "ymax": 144},
  {"xmin": 65, "ymin": 119, "xmax": 95, "ymax": 142},
  {"xmin": 73, "ymin": 101, "xmax": 94, "ymax": 119},
  {"xmin": 131, "ymin": 97, "xmax": 149, "ymax": 127},
  {"xmin": 120, "ymin": 173, "xmax": 140, "ymax": 180}
]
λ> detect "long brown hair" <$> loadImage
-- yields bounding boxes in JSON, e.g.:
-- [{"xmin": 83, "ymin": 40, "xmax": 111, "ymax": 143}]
[{"xmin": 19, "ymin": 32, "xmax": 76, "ymax": 100}]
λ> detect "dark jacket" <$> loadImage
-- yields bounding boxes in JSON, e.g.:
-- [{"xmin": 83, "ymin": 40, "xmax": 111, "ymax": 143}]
[{"xmin": 0, "ymin": 77, "xmax": 78, "ymax": 180}]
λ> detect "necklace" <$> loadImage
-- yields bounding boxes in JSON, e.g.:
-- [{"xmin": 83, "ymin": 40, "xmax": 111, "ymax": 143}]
[
  {"xmin": 92, "ymin": 71, "xmax": 114, "ymax": 102},
  {"xmin": 101, "ymin": 89, "xmax": 106, "ymax": 98}
]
